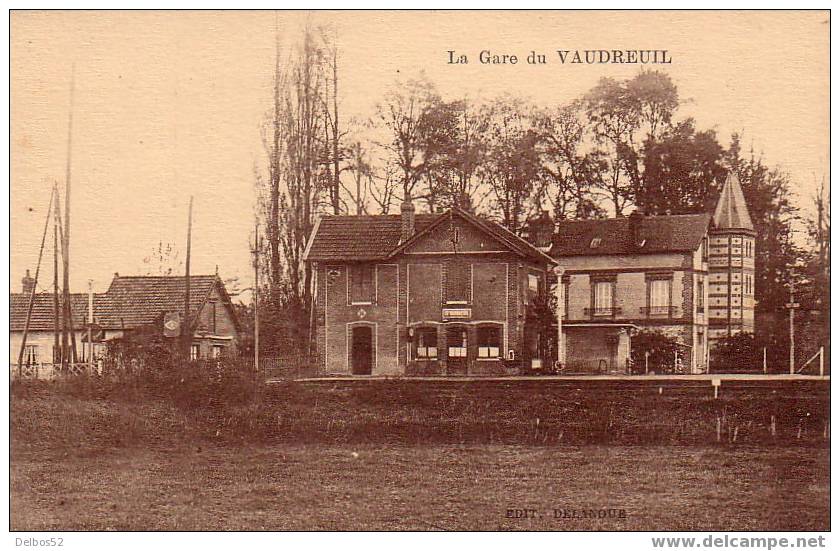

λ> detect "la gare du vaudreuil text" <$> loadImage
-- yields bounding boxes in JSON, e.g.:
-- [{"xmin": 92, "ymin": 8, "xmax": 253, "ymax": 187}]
[{"xmin": 448, "ymin": 49, "xmax": 673, "ymax": 65}]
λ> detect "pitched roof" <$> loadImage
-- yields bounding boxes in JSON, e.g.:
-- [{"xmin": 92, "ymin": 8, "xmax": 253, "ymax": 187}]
[
  {"xmin": 101, "ymin": 275, "xmax": 221, "ymax": 329},
  {"xmin": 10, "ymin": 275, "xmax": 230, "ymax": 332},
  {"xmin": 304, "ymin": 208, "xmax": 556, "ymax": 265},
  {"xmin": 550, "ymin": 213, "xmax": 712, "ymax": 257},
  {"xmin": 713, "ymin": 172, "xmax": 755, "ymax": 231},
  {"xmin": 304, "ymin": 214, "xmax": 438, "ymax": 261},
  {"xmin": 10, "ymin": 293, "xmax": 99, "ymax": 332}
]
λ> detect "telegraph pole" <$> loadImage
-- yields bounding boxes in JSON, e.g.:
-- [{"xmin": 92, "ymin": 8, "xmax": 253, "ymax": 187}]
[
  {"xmin": 53, "ymin": 185, "xmax": 60, "ymax": 365},
  {"xmin": 183, "ymin": 196, "xmax": 194, "ymax": 361},
  {"xmin": 61, "ymin": 64, "xmax": 76, "ymax": 369},
  {"xmin": 87, "ymin": 279, "xmax": 94, "ymax": 366},
  {"xmin": 253, "ymin": 222, "xmax": 260, "ymax": 372},
  {"xmin": 17, "ymin": 189, "xmax": 55, "ymax": 371},
  {"xmin": 786, "ymin": 285, "xmax": 800, "ymax": 375}
]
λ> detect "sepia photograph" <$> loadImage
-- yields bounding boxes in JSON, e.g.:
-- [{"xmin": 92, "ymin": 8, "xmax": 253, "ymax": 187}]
[{"xmin": 8, "ymin": 9, "xmax": 831, "ymax": 539}]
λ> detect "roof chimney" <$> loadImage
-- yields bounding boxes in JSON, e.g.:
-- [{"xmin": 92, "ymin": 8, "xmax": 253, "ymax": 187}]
[
  {"xmin": 21, "ymin": 269, "xmax": 35, "ymax": 296},
  {"xmin": 629, "ymin": 210, "xmax": 644, "ymax": 248},
  {"xmin": 401, "ymin": 197, "xmax": 416, "ymax": 242}
]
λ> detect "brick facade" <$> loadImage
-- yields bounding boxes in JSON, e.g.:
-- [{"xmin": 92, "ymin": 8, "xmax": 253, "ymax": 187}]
[{"xmin": 310, "ymin": 212, "xmax": 553, "ymax": 375}]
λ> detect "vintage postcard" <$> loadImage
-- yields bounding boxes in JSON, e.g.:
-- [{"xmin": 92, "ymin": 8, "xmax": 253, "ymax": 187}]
[{"xmin": 8, "ymin": 9, "xmax": 830, "ymax": 542}]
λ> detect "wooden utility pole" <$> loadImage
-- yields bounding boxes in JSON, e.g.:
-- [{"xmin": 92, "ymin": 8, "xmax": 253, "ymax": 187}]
[
  {"xmin": 183, "ymin": 196, "xmax": 193, "ymax": 361},
  {"xmin": 87, "ymin": 279, "xmax": 94, "ymax": 366},
  {"xmin": 786, "ymin": 285, "xmax": 800, "ymax": 375},
  {"xmin": 17, "ymin": 188, "xmax": 55, "ymax": 371},
  {"xmin": 53, "ymin": 185, "xmax": 60, "ymax": 365},
  {"xmin": 253, "ymin": 222, "xmax": 260, "ymax": 372},
  {"xmin": 61, "ymin": 64, "xmax": 76, "ymax": 369}
]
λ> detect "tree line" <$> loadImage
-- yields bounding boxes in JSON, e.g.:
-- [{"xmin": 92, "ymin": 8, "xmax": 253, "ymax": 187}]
[{"xmin": 250, "ymin": 26, "xmax": 828, "ymax": 360}]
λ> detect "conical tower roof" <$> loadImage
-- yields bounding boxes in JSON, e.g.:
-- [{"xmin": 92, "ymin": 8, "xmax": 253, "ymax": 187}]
[{"xmin": 713, "ymin": 172, "xmax": 754, "ymax": 231}]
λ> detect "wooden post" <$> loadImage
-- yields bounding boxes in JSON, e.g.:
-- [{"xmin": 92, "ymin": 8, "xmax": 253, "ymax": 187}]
[
  {"xmin": 52, "ymin": 186, "xmax": 60, "ymax": 367},
  {"xmin": 786, "ymin": 286, "xmax": 800, "ymax": 375},
  {"xmin": 87, "ymin": 279, "xmax": 94, "ymax": 367},
  {"xmin": 763, "ymin": 347, "xmax": 767, "ymax": 374},
  {"xmin": 61, "ymin": 65, "xmax": 75, "ymax": 370},
  {"xmin": 819, "ymin": 346, "xmax": 824, "ymax": 376},
  {"xmin": 183, "ymin": 196, "xmax": 193, "ymax": 362},
  {"xmin": 17, "ymin": 189, "xmax": 55, "ymax": 371},
  {"xmin": 553, "ymin": 266, "xmax": 565, "ymax": 370},
  {"xmin": 253, "ymin": 222, "xmax": 260, "ymax": 373}
]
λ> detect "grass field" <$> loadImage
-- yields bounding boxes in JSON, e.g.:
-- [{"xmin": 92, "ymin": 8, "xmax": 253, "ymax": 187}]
[
  {"xmin": 11, "ymin": 378, "xmax": 830, "ymax": 531},
  {"xmin": 12, "ymin": 444, "xmax": 829, "ymax": 531}
]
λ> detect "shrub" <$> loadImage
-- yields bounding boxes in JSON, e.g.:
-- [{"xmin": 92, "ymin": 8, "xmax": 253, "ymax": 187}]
[
  {"xmin": 710, "ymin": 332, "xmax": 784, "ymax": 373},
  {"xmin": 630, "ymin": 330, "xmax": 686, "ymax": 374}
]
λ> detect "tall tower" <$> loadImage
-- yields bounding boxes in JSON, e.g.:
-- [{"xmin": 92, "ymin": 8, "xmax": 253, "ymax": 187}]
[{"xmin": 708, "ymin": 173, "xmax": 756, "ymax": 346}]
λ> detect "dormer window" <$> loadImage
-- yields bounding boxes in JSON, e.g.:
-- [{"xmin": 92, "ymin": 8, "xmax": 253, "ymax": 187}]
[{"xmin": 589, "ymin": 237, "xmax": 602, "ymax": 249}]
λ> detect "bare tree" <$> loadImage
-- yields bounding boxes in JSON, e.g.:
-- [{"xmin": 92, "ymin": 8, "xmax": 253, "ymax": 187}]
[
  {"xmin": 368, "ymin": 160, "xmax": 401, "ymax": 215},
  {"xmin": 479, "ymin": 96, "xmax": 542, "ymax": 234},
  {"xmin": 425, "ymin": 99, "xmax": 490, "ymax": 212},
  {"xmin": 342, "ymin": 140, "xmax": 372, "ymax": 215},
  {"xmin": 376, "ymin": 75, "xmax": 450, "ymax": 204},
  {"xmin": 140, "ymin": 241, "xmax": 183, "ymax": 276},
  {"xmin": 533, "ymin": 102, "xmax": 605, "ymax": 220},
  {"xmin": 319, "ymin": 26, "xmax": 348, "ymax": 215}
]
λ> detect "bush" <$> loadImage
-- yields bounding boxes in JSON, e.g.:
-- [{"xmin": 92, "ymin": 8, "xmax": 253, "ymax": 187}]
[
  {"xmin": 630, "ymin": 330, "xmax": 686, "ymax": 374},
  {"xmin": 710, "ymin": 332, "xmax": 784, "ymax": 373}
]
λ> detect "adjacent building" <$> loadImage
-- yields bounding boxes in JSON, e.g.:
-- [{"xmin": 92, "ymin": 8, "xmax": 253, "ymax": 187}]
[
  {"xmin": 304, "ymin": 201, "xmax": 557, "ymax": 376},
  {"xmin": 549, "ymin": 173, "xmax": 756, "ymax": 374},
  {"xmin": 10, "ymin": 273, "xmax": 240, "ymax": 365}
]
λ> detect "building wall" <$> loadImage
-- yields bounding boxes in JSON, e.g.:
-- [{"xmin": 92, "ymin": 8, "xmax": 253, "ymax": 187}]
[
  {"xmin": 11, "ymin": 329, "xmax": 124, "ymax": 364},
  {"xmin": 557, "ymin": 247, "xmax": 709, "ymax": 373},
  {"xmin": 190, "ymin": 285, "xmax": 240, "ymax": 358},
  {"xmin": 320, "ymin": 262, "xmax": 401, "ymax": 375},
  {"xmin": 708, "ymin": 231, "xmax": 756, "ymax": 344},
  {"xmin": 314, "ymin": 216, "xmax": 550, "ymax": 375}
]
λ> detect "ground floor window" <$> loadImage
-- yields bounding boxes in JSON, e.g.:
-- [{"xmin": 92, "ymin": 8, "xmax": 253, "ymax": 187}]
[
  {"xmin": 447, "ymin": 327, "xmax": 468, "ymax": 358},
  {"xmin": 414, "ymin": 327, "xmax": 438, "ymax": 360},
  {"xmin": 190, "ymin": 344, "xmax": 200, "ymax": 360},
  {"xmin": 212, "ymin": 345, "xmax": 223, "ymax": 359},
  {"xmin": 477, "ymin": 326, "xmax": 501, "ymax": 358}
]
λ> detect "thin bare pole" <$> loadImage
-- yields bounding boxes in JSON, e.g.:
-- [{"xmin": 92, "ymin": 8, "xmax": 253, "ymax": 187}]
[
  {"xmin": 17, "ymin": 188, "xmax": 55, "ymax": 371},
  {"xmin": 183, "ymin": 196, "xmax": 194, "ymax": 360},
  {"xmin": 62, "ymin": 64, "xmax": 76, "ymax": 368},
  {"xmin": 53, "ymin": 184, "xmax": 60, "ymax": 365},
  {"xmin": 253, "ymin": 222, "xmax": 260, "ymax": 373},
  {"xmin": 87, "ymin": 279, "xmax": 94, "ymax": 366}
]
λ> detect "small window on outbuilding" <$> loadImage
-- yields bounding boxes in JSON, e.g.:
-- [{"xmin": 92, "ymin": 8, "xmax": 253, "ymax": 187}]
[{"xmin": 589, "ymin": 237, "xmax": 602, "ymax": 249}]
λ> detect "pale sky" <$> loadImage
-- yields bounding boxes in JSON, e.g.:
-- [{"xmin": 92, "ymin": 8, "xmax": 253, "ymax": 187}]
[{"xmin": 10, "ymin": 10, "xmax": 829, "ymax": 296}]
